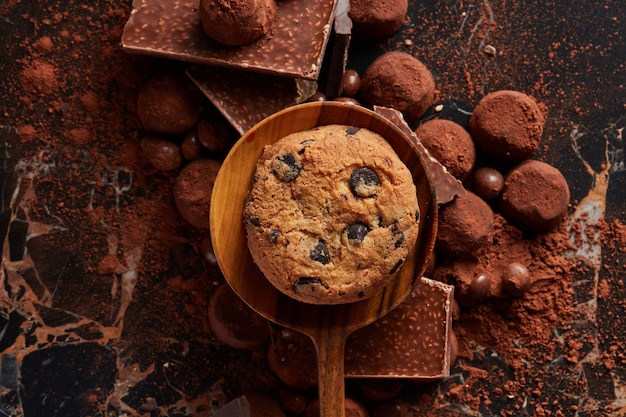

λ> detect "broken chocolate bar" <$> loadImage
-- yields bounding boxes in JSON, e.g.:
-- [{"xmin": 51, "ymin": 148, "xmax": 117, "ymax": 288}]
[
  {"xmin": 345, "ymin": 277, "xmax": 454, "ymax": 379},
  {"xmin": 187, "ymin": 65, "xmax": 317, "ymax": 135},
  {"xmin": 122, "ymin": 0, "xmax": 338, "ymax": 80}
]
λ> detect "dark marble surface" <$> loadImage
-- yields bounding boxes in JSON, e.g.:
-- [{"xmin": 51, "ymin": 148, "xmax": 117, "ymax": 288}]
[{"xmin": 1, "ymin": 0, "xmax": 625, "ymax": 416}]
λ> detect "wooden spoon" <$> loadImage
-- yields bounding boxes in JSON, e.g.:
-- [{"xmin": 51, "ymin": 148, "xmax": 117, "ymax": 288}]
[{"xmin": 210, "ymin": 102, "xmax": 437, "ymax": 417}]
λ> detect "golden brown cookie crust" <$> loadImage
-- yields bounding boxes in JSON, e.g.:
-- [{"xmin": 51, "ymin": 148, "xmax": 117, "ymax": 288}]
[{"xmin": 244, "ymin": 124, "xmax": 420, "ymax": 304}]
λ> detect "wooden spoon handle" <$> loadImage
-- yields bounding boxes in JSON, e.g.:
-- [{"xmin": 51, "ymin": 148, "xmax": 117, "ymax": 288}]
[{"xmin": 311, "ymin": 327, "xmax": 348, "ymax": 417}]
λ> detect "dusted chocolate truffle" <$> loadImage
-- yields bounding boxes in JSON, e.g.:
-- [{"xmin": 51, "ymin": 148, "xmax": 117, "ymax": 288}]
[
  {"xmin": 415, "ymin": 118, "xmax": 476, "ymax": 180},
  {"xmin": 436, "ymin": 191, "xmax": 495, "ymax": 256},
  {"xmin": 361, "ymin": 51, "xmax": 435, "ymax": 124},
  {"xmin": 349, "ymin": 0, "xmax": 408, "ymax": 39},
  {"xmin": 173, "ymin": 159, "xmax": 221, "ymax": 229},
  {"xmin": 500, "ymin": 159, "xmax": 570, "ymax": 232},
  {"xmin": 208, "ymin": 283, "xmax": 269, "ymax": 349},
  {"xmin": 199, "ymin": 0, "xmax": 276, "ymax": 46},
  {"xmin": 469, "ymin": 90, "xmax": 545, "ymax": 160},
  {"xmin": 137, "ymin": 73, "xmax": 200, "ymax": 135}
]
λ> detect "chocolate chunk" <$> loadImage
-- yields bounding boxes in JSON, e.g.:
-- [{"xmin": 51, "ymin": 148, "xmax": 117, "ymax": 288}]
[
  {"xmin": 271, "ymin": 152, "xmax": 302, "ymax": 182},
  {"xmin": 345, "ymin": 277, "xmax": 455, "ymax": 379},
  {"xmin": 247, "ymin": 216, "xmax": 261, "ymax": 227},
  {"xmin": 310, "ymin": 241, "xmax": 330, "ymax": 264},
  {"xmin": 269, "ymin": 229, "xmax": 280, "ymax": 243},
  {"xmin": 389, "ymin": 259, "xmax": 404, "ymax": 274},
  {"xmin": 294, "ymin": 277, "xmax": 328, "ymax": 293},
  {"xmin": 394, "ymin": 233, "xmax": 405, "ymax": 248},
  {"xmin": 346, "ymin": 223, "xmax": 370, "ymax": 242},
  {"xmin": 346, "ymin": 126, "xmax": 360, "ymax": 135},
  {"xmin": 350, "ymin": 167, "xmax": 380, "ymax": 197}
]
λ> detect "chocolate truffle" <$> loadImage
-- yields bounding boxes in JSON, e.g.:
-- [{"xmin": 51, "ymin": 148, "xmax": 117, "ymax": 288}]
[
  {"xmin": 349, "ymin": 0, "xmax": 408, "ymax": 39},
  {"xmin": 414, "ymin": 118, "xmax": 476, "ymax": 180},
  {"xmin": 137, "ymin": 73, "xmax": 200, "ymax": 135},
  {"xmin": 173, "ymin": 159, "xmax": 221, "ymax": 229},
  {"xmin": 208, "ymin": 283, "xmax": 269, "ymax": 349},
  {"xmin": 472, "ymin": 167, "xmax": 504, "ymax": 200},
  {"xmin": 436, "ymin": 191, "xmax": 495, "ymax": 256},
  {"xmin": 361, "ymin": 51, "xmax": 435, "ymax": 124},
  {"xmin": 199, "ymin": 0, "xmax": 276, "ymax": 46},
  {"xmin": 500, "ymin": 159, "xmax": 570, "ymax": 232},
  {"xmin": 469, "ymin": 90, "xmax": 545, "ymax": 160}
]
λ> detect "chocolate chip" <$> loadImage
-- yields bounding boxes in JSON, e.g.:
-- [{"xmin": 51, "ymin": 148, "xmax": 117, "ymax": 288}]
[
  {"xmin": 346, "ymin": 223, "xmax": 369, "ymax": 242},
  {"xmin": 271, "ymin": 152, "xmax": 302, "ymax": 182},
  {"xmin": 310, "ymin": 241, "xmax": 330, "ymax": 264},
  {"xmin": 294, "ymin": 277, "xmax": 328, "ymax": 293},
  {"xmin": 247, "ymin": 216, "xmax": 260, "ymax": 227},
  {"xmin": 415, "ymin": 210, "xmax": 420, "ymax": 222},
  {"xmin": 390, "ymin": 259, "xmax": 404, "ymax": 274},
  {"xmin": 350, "ymin": 167, "xmax": 379, "ymax": 197},
  {"xmin": 269, "ymin": 229, "xmax": 279, "ymax": 243},
  {"xmin": 298, "ymin": 139, "xmax": 315, "ymax": 155},
  {"xmin": 357, "ymin": 291, "xmax": 365, "ymax": 298},
  {"xmin": 394, "ymin": 233, "xmax": 405, "ymax": 248},
  {"xmin": 345, "ymin": 126, "xmax": 360, "ymax": 135}
]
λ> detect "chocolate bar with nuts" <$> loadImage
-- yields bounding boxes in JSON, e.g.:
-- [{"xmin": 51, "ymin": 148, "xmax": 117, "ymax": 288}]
[{"xmin": 122, "ymin": 0, "xmax": 338, "ymax": 80}]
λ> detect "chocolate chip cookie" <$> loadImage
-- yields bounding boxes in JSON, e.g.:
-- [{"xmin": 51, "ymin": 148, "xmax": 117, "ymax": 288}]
[{"xmin": 244, "ymin": 124, "xmax": 420, "ymax": 304}]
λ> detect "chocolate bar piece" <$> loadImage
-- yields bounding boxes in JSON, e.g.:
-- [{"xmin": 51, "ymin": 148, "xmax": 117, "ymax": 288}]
[
  {"xmin": 213, "ymin": 396, "xmax": 250, "ymax": 417},
  {"xmin": 345, "ymin": 277, "xmax": 454, "ymax": 379},
  {"xmin": 374, "ymin": 106, "xmax": 467, "ymax": 205},
  {"xmin": 187, "ymin": 65, "xmax": 317, "ymax": 135},
  {"xmin": 122, "ymin": 0, "xmax": 338, "ymax": 80}
]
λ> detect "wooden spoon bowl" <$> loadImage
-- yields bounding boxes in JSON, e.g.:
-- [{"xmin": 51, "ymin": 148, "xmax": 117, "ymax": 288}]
[{"xmin": 210, "ymin": 102, "xmax": 437, "ymax": 417}]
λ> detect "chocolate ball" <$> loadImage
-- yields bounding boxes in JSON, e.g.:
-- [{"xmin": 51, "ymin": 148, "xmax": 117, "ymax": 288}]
[
  {"xmin": 199, "ymin": 0, "xmax": 277, "ymax": 46},
  {"xmin": 173, "ymin": 159, "xmax": 221, "ymax": 229},
  {"xmin": 140, "ymin": 135, "xmax": 182, "ymax": 171},
  {"xmin": 208, "ymin": 283, "xmax": 269, "ymax": 349},
  {"xmin": 469, "ymin": 90, "xmax": 545, "ymax": 160},
  {"xmin": 181, "ymin": 130, "xmax": 203, "ymax": 161},
  {"xmin": 333, "ymin": 97, "xmax": 361, "ymax": 105},
  {"xmin": 196, "ymin": 113, "xmax": 232, "ymax": 152},
  {"xmin": 436, "ymin": 191, "xmax": 495, "ymax": 256},
  {"xmin": 500, "ymin": 159, "xmax": 570, "ymax": 232},
  {"xmin": 342, "ymin": 69, "xmax": 362, "ymax": 97},
  {"xmin": 361, "ymin": 51, "xmax": 435, "ymax": 124},
  {"xmin": 278, "ymin": 388, "xmax": 307, "ymax": 416},
  {"xmin": 349, "ymin": 0, "xmax": 408, "ymax": 39},
  {"xmin": 472, "ymin": 167, "xmax": 504, "ymax": 200},
  {"xmin": 415, "ymin": 118, "xmax": 476, "ymax": 180},
  {"xmin": 469, "ymin": 273, "xmax": 492, "ymax": 302},
  {"xmin": 502, "ymin": 262, "xmax": 531, "ymax": 296},
  {"xmin": 137, "ymin": 73, "xmax": 200, "ymax": 135},
  {"xmin": 307, "ymin": 91, "xmax": 327, "ymax": 102}
]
